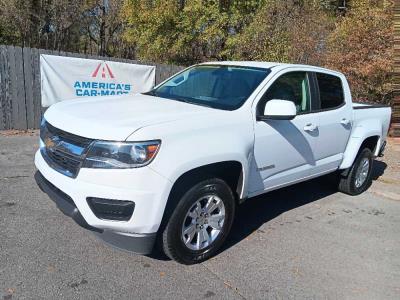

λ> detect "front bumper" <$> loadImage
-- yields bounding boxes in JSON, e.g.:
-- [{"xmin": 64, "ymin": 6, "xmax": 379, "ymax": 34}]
[
  {"xmin": 35, "ymin": 171, "xmax": 101, "ymax": 232},
  {"xmin": 34, "ymin": 149, "xmax": 173, "ymax": 254}
]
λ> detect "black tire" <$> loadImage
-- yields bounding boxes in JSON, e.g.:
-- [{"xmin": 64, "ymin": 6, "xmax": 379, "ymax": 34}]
[
  {"xmin": 338, "ymin": 148, "xmax": 373, "ymax": 195},
  {"xmin": 161, "ymin": 178, "xmax": 235, "ymax": 264}
]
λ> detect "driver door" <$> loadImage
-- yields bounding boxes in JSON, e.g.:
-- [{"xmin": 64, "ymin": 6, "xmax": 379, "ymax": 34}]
[{"xmin": 248, "ymin": 71, "xmax": 319, "ymax": 194}]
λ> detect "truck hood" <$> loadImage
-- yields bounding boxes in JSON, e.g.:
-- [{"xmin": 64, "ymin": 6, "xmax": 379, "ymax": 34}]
[{"xmin": 44, "ymin": 94, "xmax": 215, "ymax": 141}]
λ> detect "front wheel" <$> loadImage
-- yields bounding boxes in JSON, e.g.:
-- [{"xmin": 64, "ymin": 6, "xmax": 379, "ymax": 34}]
[
  {"xmin": 338, "ymin": 148, "xmax": 373, "ymax": 195},
  {"xmin": 161, "ymin": 178, "xmax": 235, "ymax": 264}
]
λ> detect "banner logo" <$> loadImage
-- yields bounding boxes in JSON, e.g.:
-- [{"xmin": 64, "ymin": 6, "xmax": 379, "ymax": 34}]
[
  {"xmin": 91, "ymin": 62, "xmax": 115, "ymax": 79},
  {"xmin": 73, "ymin": 61, "xmax": 132, "ymax": 97},
  {"xmin": 44, "ymin": 136, "xmax": 60, "ymax": 150}
]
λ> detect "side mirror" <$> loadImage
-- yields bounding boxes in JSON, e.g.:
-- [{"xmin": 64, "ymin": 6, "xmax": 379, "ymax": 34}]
[{"xmin": 258, "ymin": 99, "xmax": 296, "ymax": 121}]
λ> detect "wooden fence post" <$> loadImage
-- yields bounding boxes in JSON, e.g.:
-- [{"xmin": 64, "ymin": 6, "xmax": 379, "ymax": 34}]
[{"xmin": 0, "ymin": 45, "xmax": 7, "ymax": 130}]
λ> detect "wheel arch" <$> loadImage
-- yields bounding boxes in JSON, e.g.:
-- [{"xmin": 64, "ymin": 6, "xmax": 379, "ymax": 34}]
[
  {"xmin": 359, "ymin": 135, "xmax": 380, "ymax": 153},
  {"xmin": 339, "ymin": 134, "xmax": 380, "ymax": 170},
  {"xmin": 158, "ymin": 161, "xmax": 244, "ymax": 234}
]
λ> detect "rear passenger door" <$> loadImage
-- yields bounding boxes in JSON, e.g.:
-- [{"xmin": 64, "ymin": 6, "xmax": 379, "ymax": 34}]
[{"xmin": 311, "ymin": 72, "xmax": 352, "ymax": 173}]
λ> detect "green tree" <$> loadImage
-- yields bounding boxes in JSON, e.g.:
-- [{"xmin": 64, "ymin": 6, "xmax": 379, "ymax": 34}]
[
  {"xmin": 121, "ymin": 0, "xmax": 179, "ymax": 62},
  {"xmin": 230, "ymin": 0, "xmax": 332, "ymax": 64},
  {"xmin": 0, "ymin": 17, "xmax": 20, "ymax": 45},
  {"xmin": 171, "ymin": 1, "xmax": 230, "ymax": 64},
  {"xmin": 121, "ymin": 0, "xmax": 261, "ymax": 64},
  {"xmin": 81, "ymin": 0, "xmax": 127, "ymax": 57},
  {"xmin": 0, "ymin": 0, "xmax": 126, "ymax": 56},
  {"xmin": 0, "ymin": 0, "xmax": 85, "ymax": 50}
]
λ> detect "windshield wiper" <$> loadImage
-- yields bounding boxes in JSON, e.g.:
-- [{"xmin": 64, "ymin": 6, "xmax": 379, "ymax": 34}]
[
  {"xmin": 170, "ymin": 96, "xmax": 214, "ymax": 108},
  {"xmin": 144, "ymin": 92, "xmax": 215, "ymax": 109},
  {"xmin": 187, "ymin": 101, "xmax": 214, "ymax": 108},
  {"xmin": 143, "ymin": 90, "xmax": 157, "ymax": 97}
]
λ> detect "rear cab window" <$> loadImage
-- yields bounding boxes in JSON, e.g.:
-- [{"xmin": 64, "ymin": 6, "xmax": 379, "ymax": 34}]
[{"xmin": 316, "ymin": 72, "xmax": 345, "ymax": 110}]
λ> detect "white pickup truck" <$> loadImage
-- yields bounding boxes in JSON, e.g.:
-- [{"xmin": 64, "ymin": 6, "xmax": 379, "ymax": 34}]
[{"xmin": 35, "ymin": 62, "xmax": 391, "ymax": 264}]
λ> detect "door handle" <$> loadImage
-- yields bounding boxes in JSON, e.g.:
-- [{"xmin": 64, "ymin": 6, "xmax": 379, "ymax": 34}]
[
  {"xmin": 340, "ymin": 118, "xmax": 350, "ymax": 126},
  {"xmin": 304, "ymin": 123, "xmax": 317, "ymax": 132}
]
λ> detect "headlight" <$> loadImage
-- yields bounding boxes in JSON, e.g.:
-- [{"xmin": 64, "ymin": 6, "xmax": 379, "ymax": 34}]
[{"xmin": 83, "ymin": 140, "xmax": 161, "ymax": 169}]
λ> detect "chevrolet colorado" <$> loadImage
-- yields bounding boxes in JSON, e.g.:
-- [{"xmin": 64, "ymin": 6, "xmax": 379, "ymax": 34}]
[{"xmin": 35, "ymin": 62, "xmax": 391, "ymax": 264}]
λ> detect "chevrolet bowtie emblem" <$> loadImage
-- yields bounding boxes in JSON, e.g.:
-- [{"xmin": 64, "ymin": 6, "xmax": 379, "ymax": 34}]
[{"xmin": 45, "ymin": 136, "xmax": 60, "ymax": 149}]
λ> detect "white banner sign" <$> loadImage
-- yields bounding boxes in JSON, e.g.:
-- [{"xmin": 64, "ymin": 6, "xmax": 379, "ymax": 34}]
[{"xmin": 40, "ymin": 55, "xmax": 156, "ymax": 107}]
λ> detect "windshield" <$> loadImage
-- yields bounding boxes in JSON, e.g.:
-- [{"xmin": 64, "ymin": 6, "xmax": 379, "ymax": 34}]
[{"xmin": 144, "ymin": 65, "xmax": 270, "ymax": 110}]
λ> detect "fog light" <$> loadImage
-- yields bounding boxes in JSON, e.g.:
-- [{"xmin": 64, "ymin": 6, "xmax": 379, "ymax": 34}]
[{"xmin": 87, "ymin": 197, "xmax": 135, "ymax": 221}]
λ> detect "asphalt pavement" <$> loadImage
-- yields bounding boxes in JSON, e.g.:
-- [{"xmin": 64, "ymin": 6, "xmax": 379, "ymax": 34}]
[{"xmin": 1, "ymin": 133, "xmax": 399, "ymax": 299}]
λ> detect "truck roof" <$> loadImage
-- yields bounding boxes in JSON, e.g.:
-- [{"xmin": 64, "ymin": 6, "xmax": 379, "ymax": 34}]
[
  {"xmin": 200, "ymin": 61, "xmax": 343, "ymax": 76},
  {"xmin": 201, "ymin": 61, "xmax": 280, "ymax": 69}
]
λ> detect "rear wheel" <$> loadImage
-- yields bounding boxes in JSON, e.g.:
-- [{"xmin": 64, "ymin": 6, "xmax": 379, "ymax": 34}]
[
  {"xmin": 161, "ymin": 178, "xmax": 235, "ymax": 264},
  {"xmin": 338, "ymin": 148, "xmax": 373, "ymax": 195}
]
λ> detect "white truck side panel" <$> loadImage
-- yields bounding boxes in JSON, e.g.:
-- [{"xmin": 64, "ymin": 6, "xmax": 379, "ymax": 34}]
[
  {"xmin": 340, "ymin": 106, "xmax": 391, "ymax": 169},
  {"xmin": 127, "ymin": 108, "xmax": 255, "ymax": 199}
]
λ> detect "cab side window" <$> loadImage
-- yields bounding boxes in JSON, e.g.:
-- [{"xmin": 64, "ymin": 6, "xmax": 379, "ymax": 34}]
[
  {"xmin": 316, "ymin": 73, "xmax": 344, "ymax": 109},
  {"xmin": 258, "ymin": 72, "xmax": 311, "ymax": 115}
]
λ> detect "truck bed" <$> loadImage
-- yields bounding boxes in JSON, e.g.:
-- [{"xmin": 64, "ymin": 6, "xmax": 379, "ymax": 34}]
[
  {"xmin": 353, "ymin": 102, "xmax": 390, "ymax": 109},
  {"xmin": 352, "ymin": 102, "xmax": 391, "ymax": 155}
]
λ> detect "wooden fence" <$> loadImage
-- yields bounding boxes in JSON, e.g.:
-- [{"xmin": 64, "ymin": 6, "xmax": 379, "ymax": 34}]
[{"xmin": 0, "ymin": 45, "xmax": 184, "ymax": 130}]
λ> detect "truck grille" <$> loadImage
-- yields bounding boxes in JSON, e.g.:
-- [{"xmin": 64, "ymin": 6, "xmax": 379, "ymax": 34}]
[{"xmin": 40, "ymin": 121, "xmax": 93, "ymax": 178}]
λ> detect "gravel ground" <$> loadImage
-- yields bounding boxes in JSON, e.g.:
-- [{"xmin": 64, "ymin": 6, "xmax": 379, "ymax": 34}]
[{"xmin": 1, "ymin": 133, "xmax": 400, "ymax": 300}]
